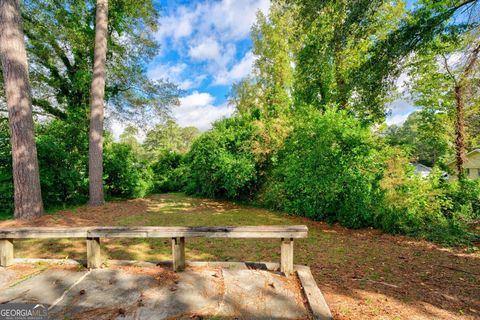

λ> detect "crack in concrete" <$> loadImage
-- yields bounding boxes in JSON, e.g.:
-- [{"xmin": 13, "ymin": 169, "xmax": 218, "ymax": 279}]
[{"xmin": 48, "ymin": 270, "xmax": 91, "ymax": 311}]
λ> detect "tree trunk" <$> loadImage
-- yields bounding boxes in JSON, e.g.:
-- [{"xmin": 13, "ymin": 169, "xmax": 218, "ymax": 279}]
[
  {"xmin": 88, "ymin": 0, "xmax": 108, "ymax": 206},
  {"xmin": 454, "ymin": 84, "xmax": 466, "ymax": 179},
  {"xmin": 0, "ymin": 0, "xmax": 44, "ymax": 219}
]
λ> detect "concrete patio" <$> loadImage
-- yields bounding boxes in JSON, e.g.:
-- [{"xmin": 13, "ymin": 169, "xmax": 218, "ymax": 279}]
[{"xmin": 0, "ymin": 259, "xmax": 332, "ymax": 320}]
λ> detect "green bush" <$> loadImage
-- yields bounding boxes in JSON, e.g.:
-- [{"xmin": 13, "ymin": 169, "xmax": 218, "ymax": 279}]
[
  {"xmin": 261, "ymin": 108, "xmax": 385, "ymax": 228},
  {"xmin": 185, "ymin": 117, "xmax": 258, "ymax": 199},
  {"xmin": 0, "ymin": 121, "xmax": 13, "ymax": 217},
  {"xmin": 103, "ymin": 142, "xmax": 153, "ymax": 199},
  {"xmin": 375, "ymin": 149, "xmax": 480, "ymax": 245},
  {"xmin": 36, "ymin": 120, "xmax": 89, "ymax": 208},
  {"xmin": 150, "ymin": 151, "xmax": 187, "ymax": 192},
  {"xmin": 1, "ymin": 120, "xmax": 89, "ymax": 216}
]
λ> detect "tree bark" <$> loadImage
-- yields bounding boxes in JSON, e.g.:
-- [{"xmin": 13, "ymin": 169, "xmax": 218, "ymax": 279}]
[
  {"xmin": 0, "ymin": 0, "xmax": 44, "ymax": 219},
  {"xmin": 454, "ymin": 84, "xmax": 466, "ymax": 178},
  {"xmin": 88, "ymin": 0, "xmax": 108, "ymax": 206},
  {"xmin": 453, "ymin": 42, "xmax": 480, "ymax": 178}
]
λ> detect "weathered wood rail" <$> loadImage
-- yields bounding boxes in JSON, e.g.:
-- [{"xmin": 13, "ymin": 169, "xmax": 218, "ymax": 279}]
[{"xmin": 0, "ymin": 225, "xmax": 308, "ymax": 275}]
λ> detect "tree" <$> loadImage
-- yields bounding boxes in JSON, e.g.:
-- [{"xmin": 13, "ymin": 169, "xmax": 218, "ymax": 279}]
[
  {"xmin": 143, "ymin": 120, "xmax": 200, "ymax": 156},
  {"xmin": 452, "ymin": 40, "xmax": 480, "ymax": 177},
  {"xmin": 291, "ymin": 0, "xmax": 406, "ymax": 123},
  {"xmin": 0, "ymin": 0, "xmax": 43, "ymax": 218},
  {"xmin": 2, "ymin": 0, "xmax": 180, "ymax": 124},
  {"xmin": 408, "ymin": 28, "xmax": 480, "ymax": 175},
  {"xmin": 250, "ymin": 0, "xmax": 298, "ymax": 118},
  {"xmin": 384, "ymin": 112, "xmax": 452, "ymax": 166},
  {"xmin": 88, "ymin": 0, "xmax": 108, "ymax": 206}
]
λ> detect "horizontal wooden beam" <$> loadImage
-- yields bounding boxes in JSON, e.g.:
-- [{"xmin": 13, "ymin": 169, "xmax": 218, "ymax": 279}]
[
  {"xmin": 87, "ymin": 226, "xmax": 308, "ymax": 239},
  {"xmin": 0, "ymin": 227, "xmax": 91, "ymax": 239},
  {"xmin": 0, "ymin": 226, "xmax": 308, "ymax": 239}
]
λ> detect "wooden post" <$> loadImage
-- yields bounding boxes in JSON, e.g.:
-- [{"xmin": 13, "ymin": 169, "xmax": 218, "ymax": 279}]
[
  {"xmin": 172, "ymin": 237, "xmax": 185, "ymax": 271},
  {"xmin": 281, "ymin": 238, "xmax": 294, "ymax": 276},
  {"xmin": 0, "ymin": 239, "xmax": 14, "ymax": 267},
  {"xmin": 87, "ymin": 237, "xmax": 101, "ymax": 268}
]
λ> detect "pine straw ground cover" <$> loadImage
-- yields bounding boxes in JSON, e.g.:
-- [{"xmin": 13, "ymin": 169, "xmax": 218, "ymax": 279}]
[{"xmin": 0, "ymin": 193, "xmax": 479, "ymax": 320}]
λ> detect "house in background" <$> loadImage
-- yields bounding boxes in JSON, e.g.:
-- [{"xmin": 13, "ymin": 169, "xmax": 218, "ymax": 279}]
[
  {"xmin": 411, "ymin": 163, "xmax": 433, "ymax": 178},
  {"xmin": 411, "ymin": 162, "xmax": 449, "ymax": 179},
  {"xmin": 448, "ymin": 149, "xmax": 480, "ymax": 180}
]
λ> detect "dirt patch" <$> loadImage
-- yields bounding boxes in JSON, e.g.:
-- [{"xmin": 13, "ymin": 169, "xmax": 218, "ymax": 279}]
[
  {"xmin": 0, "ymin": 198, "xmax": 151, "ymax": 228},
  {"xmin": 0, "ymin": 264, "xmax": 44, "ymax": 289},
  {"xmin": 110, "ymin": 264, "xmax": 179, "ymax": 287}
]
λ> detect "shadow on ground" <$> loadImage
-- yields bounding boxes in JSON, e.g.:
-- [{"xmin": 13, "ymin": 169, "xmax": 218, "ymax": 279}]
[
  {"xmin": 1, "ymin": 264, "xmax": 311, "ymax": 320},
  {"xmin": 1, "ymin": 193, "xmax": 479, "ymax": 320}
]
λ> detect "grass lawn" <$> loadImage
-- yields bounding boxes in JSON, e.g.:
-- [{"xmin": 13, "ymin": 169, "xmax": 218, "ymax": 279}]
[{"xmin": 1, "ymin": 193, "xmax": 479, "ymax": 320}]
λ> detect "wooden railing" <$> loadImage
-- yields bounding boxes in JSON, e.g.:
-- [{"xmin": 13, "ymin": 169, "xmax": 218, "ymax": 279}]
[{"xmin": 0, "ymin": 225, "xmax": 308, "ymax": 275}]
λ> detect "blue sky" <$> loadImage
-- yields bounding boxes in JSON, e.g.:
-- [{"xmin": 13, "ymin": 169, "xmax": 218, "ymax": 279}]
[
  {"xmin": 136, "ymin": 0, "xmax": 416, "ymax": 133},
  {"xmin": 142, "ymin": 0, "xmax": 269, "ymax": 131}
]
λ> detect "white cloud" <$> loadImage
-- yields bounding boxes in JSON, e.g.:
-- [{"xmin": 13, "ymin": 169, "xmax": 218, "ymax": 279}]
[
  {"xmin": 386, "ymin": 99, "xmax": 418, "ymax": 125},
  {"xmin": 156, "ymin": 6, "xmax": 198, "ymax": 41},
  {"xmin": 157, "ymin": 0, "xmax": 270, "ymax": 44},
  {"xmin": 188, "ymin": 37, "xmax": 236, "ymax": 68},
  {"xmin": 214, "ymin": 51, "xmax": 256, "ymax": 85},
  {"xmin": 153, "ymin": 0, "xmax": 270, "ymax": 90},
  {"xmin": 109, "ymin": 120, "xmax": 126, "ymax": 141},
  {"xmin": 189, "ymin": 38, "xmax": 222, "ymax": 61},
  {"xmin": 207, "ymin": 0, "xmax": 270, "ymax": 40},
  {"xmin": 173, "ymin": 91, "xmax": 235, "ymax": 131}
]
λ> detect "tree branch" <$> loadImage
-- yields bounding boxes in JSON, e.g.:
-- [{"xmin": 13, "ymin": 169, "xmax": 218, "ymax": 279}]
[
  {"xmin": 440, "ymin": 53, "xmax": 458, "ymax": 85},
  {"xmin": 31, "ymin": 98, "xmax": 67, "ymax": 120},
  {"xmin": 462, "ymin": 41, "xmax": 480, "ymax": 81}
]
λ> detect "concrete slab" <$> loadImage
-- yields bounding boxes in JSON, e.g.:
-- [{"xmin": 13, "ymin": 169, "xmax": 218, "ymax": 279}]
[
  {"xmin": 0, "ymin": 268, "xmax": 88, "ymax": 305},
  {"xmin": 0, "ymin": 261, "xmax": 331, "ymax": 319},
  {"xmin": 219, "ymin": 269, "xmax": 309, "ymax": 319},
  {"xmin": 0, "ymin": 268, "xmax": 17, "ymax": 289}
]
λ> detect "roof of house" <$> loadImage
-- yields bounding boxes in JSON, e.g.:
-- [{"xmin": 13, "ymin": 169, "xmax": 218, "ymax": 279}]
[{"xmin": 411, "ymin": 163, "xmax": 432, "ymax": 177}]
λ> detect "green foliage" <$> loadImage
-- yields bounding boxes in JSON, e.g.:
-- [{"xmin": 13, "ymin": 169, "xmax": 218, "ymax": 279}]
[
  {"xmin": 384, "ymin": 111, "xmax": 452, "ymax": 166},
  {"xmin": 407, "ymin": 28, "xmax": 480, "ymax": 152},
  {"xmin": 0, "ymin": 120, "xmax": 13, "ymax": 216},
  {"xmin": 251, "ymin": 1, "xmax": 297, "ymax": 117},
  {"xmin": 36, "ymin": 120, "xmax": 89, "ymax": 207},
  {"xmin": 0, "ymin": 120, "xmax": 158, "ymax": 215},
  {"xmin": 144, "ymin": 120, "xmax": 200, "ymax": 157},
  {"xmin": 103, "ymin": 141, "xmax": 153, "ymax": 199},
  {"xmin": 292, "ymin": 0, "xmax": 406, "ymax": 123},
  {"xmin": 12, "ymin": 0, "xmax": 180, "ymax": 125},
  {"xmin": 261, "ymin": 108, "xmax": 385, "ymax": 228},
  {"xmin": 185, "ymin": 117, "xmax": 258, "ymax": 199},
  {"xmin": 150, "ymin": 151, "xmax": 187, "ymax": 193},
  {"xmin": 377, "ymin": 150, "xmax": 480, "ymax": 245}
]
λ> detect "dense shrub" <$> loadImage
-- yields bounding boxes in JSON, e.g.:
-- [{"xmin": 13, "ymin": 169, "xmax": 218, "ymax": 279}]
[
  {"xmin": 150, "ymin": 151, "xmax": 187, "ymax": 192},
  {"xmin": 1, "ymin": 118, "xmax": 168, "ymax": 217},
  {"xmin": 1, "ymin": 120, "xmax": 89, "ymax": 216},
  {"xmin": 375, "ymin": 148, "xmax": 480, "ymax": 244},
  {"xmin": 0, "ymin": 121, "xmax": 13, "ymax": 216},
  {"xmin": 260, "ymin": 108, "xmax": 385, "ymax": 228},
  {"xmin": 104, "ymin": 142, "xmax": 153, "ymax": 199},
  {"xmin": 185, "ymin": 117, "xmax": 258, "ymax": 199},
  {"xmin": 36, "ymin": 120, "xmax": 89, "ymax": 208}
]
